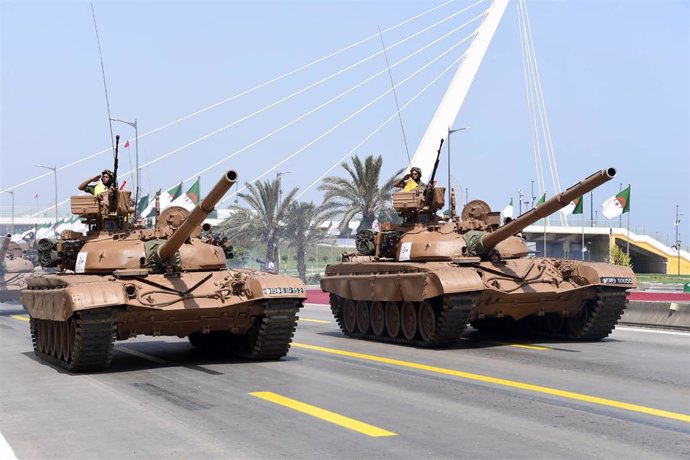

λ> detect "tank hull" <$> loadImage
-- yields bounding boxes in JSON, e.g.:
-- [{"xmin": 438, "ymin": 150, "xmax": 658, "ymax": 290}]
[
  {"xmin": 22, "ymin": 269, "xmax": 306, "ymax": 371},
  {"xmin": 1, "ymin": 272, "xmax": 33, "ymax": 302},
  {"xmin": 320, "ymin": 258, "xmax": 636, "ymax": 346}
]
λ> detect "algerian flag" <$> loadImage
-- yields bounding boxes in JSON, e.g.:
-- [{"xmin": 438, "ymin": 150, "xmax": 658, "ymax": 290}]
[
  {"xmin": 172, "ymin": 177, "xmax": 200, "ymax": 211},
  {"xmin": 602, "ymin": 186, "xmax": 630, "ymax": 219},
  {"xmin": 536, "ymin": 193, "xmax": 546, "ymax": 206},
  {"xmin": 160, "ymin": 182, "xmax": 183, "ymax": 210},
  {"xmin": 136, "ymin": 195, "xmax": 149, "ymax": 216},
  {"xmin": 561, "ymin": 196, "xmax": 584, "ymax": 216},
  {"xmin": 502, "ymin": 198, "xmax": 514, "ymax": 219}
]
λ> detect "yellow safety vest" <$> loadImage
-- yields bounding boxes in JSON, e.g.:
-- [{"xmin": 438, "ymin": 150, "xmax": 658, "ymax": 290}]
[
  {"xmin": 93, "ymin": 181, "xmax": 108, "ymax": 196},
  {"xmin": 403, "ymin": 178, "xmax": 419, "ymax": 192}
]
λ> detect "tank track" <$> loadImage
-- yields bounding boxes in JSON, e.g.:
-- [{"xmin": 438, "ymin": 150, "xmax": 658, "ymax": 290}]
[
  {"xmin": 330, "ymin": 294, "xmax": 475, "ymax": 348},
  {"xmin": 30, "ymin": 308, "xmax": 116, "ymax": 372},
  {"xmin": 189, "ymin": 300, "xmax": 302, "ymax": 360},
  {"xmin": 471, "ymin": 287, "xmax": 629, "ymax": 341},
  {"xmin": 563, "ymin": 287, "xmax": 629, "ymax": 340}
]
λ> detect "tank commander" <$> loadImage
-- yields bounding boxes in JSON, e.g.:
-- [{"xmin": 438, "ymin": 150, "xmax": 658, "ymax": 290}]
[
  {"xmin": 394, "ymin": 166, "xmax": 425, "ymax": 192},
  {"xmin": 78, "ymin": 169, "xmax": 114, "ymax": 195}
]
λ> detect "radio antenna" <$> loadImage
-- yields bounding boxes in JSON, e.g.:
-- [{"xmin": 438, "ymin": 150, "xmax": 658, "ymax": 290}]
[
  {"xmin": 378, "ymin": 24, "xmax": 410, "ymax": 165},
  {"xmin": 90, "ymin": 2, "xmax": 116, "ymax": 158}
]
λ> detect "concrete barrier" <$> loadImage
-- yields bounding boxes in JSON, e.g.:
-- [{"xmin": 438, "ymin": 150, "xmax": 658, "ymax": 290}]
[{"xmin": 620, "ymin": 301, "xmax": 690, "ymax": 330}]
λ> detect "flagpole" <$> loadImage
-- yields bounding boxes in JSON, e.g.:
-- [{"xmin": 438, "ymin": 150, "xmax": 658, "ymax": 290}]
[
  {"xmin": 581, "ymin": 212, "xmax": 585, "ymax": 261},
  {"xmin": 626, "ymin": 184, "xmax": 631, "ymax": 255},
  {"xmin": 543, "ymin": 215, "xmax": 547, "ymax": 257}
]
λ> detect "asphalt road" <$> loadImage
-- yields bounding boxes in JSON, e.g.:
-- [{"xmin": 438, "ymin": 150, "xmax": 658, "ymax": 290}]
[{"xmin": 1, "ymin": 300, "xmax": 689, "ymax": 459}]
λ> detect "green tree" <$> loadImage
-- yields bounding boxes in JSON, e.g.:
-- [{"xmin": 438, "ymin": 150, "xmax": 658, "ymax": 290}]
[
  {"xmin": 610, "ymin": 243, "xmax": 633, "ymax": 268},
  {"xmin": 284, "ymin": 201, "xmax": 334, "ymax": 282},
  {"xmin": 221, "ymin": 177, "xmax": 298, "ymax": 262},
  {"xmin": 319, "ymin": 154, "xmax": 403, "ymax": 231}
]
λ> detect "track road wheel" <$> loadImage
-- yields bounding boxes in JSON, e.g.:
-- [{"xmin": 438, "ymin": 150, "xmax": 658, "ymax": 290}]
[
  {"xmin": 385, "ymin": 302, "xmax": 401, "ymax": 338},
  {"xmin": 401, "ymin": 302, "xmax": 418, "ymax": 341},
  {"xmin": 46, "ymin": 320, "xmax": 57, "ymax": 358},
  {"xmin": 355, "ymin": 301, "xmax": 371, "ymax": 334},
  {"xmin": 65, "ymin": 319, "xmax": 75, "ymax": 363},
  {"xmin": 418, "ymin": 301, "xmax": 437, "ymax": 344},
  {"xmin": 342, "ymin": 300, "xmax": 357, "ymax": 334},
  {"xmin": 370, "ymin": 301, "xmax": 385, "ymax": 337}
]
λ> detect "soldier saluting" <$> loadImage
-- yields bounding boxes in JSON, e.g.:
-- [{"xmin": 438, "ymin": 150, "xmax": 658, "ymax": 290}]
[{"xmin": 78, "ymin": 169, "xmax": 114, "ymax": 196}]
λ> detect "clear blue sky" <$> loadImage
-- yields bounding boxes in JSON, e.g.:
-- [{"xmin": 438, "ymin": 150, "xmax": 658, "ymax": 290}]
[{"xmin": 1, "ymin": 0, "xmax": 688, "ymax": 246}]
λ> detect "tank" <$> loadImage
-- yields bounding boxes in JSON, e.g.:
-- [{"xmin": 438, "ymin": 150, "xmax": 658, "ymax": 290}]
[
  {"xmin": 22, "ymin": 169, "xmax": 306, "ymax": 371},
  {"xmin": 1, "ymin": 234, "xmax": 36, "ymax": 302},
  {"xmin": 321, "ymin": 167, "xmax": 637, "ymax": 347}
]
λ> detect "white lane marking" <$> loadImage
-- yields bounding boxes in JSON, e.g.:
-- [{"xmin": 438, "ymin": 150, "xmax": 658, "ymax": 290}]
[
  {"xmin": 0, "ymin": 432, "xmax": 18, "ymax": 460},
  {"xmin": 616, "ymin": 326, "xmax": 690, "ymax": 337},
  {"xmin": 117, "ymin": 346, "xmax": 170, "ymax": 364}
]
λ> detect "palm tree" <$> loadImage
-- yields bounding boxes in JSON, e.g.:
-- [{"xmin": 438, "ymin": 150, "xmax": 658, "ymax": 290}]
[
  {"xmin": 283, "ymin": 201, "xmax": 335, "ymax": 282},
  {"xmin": 220, "ymin": 177, "xmax": 298, "ymax": 262},
  {"xmin": 319, "ymin": 154, "xmax": 403, "ymax": 232}
]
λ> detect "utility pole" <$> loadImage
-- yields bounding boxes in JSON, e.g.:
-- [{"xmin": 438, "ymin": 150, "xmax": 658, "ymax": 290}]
[
  {"xmin": 675, "ymin": 205, "xmax": 681, "ymax": 278},
  {"xmin": 518, "ymin": 189, "xmax": 524, "ymax": 215},
  {"xmin": 4, "ymin": 190, "xmax": 14, "ymax": 235},
  {"xmin": 447, "ymin": 126, "xmax": 470, "ymax": 212},
  {"xmin": 276, "ymin": 171, "xmax": 293, "ymax": 273}
]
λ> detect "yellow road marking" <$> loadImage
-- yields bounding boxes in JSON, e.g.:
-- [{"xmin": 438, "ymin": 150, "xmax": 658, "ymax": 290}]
[
  {"xmin": 292, "ymin": 342, "xmax": 690, "ymax": 423},
  {"xmin": 300, "ymin": 318, "xmax": 331, "ymax": 324},
  {"xmin": 10, "ymin": 315, "xmax": 29, "ymax": 322},
  {"xmin": 499, "ymin": 342, "xmax": 551, "ymax": 351},
  {"xmin": 250, "ymin": 391, "xmax": 396, "ymax": 437}
]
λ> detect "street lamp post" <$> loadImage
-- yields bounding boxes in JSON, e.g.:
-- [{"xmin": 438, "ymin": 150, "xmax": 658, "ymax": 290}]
[
  {"xmin": 36, "ymin": 165, "xmax": 58, "ymax": 225},
  {"xmin": 447, "ymin": 126, "xmax": 470, "ymax": 211},
  {"xmin": 530, "ymin": 180, "xmax": 535, "ymax": 208},
  {"xmin": 675, "ymin": 205, "xmax": 681, "ymax": 278},
  {"xmin": 110, "ymin": 118, "xmax": 140, "ymax": 206},
  {"xmin": 4, "ymin": 190, "xmax": 14, "ymax": 235},
  {"xmin": 276, "ymin": 171, "xmax": 293, "ymax": 273},
  {"xmin": 518, "ymin": 189, "xmax": 524, "ymax": 215}
]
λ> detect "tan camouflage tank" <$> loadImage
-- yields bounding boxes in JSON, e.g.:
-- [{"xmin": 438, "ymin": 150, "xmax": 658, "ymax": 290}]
[
  {"xmin": 1, "ymin": 235, "xmax": 35, "ymax": 302},
  {"xmin": 23, "ymin": 168, "xmax": 306, "ymax": 371},
  {"xmin": 321, "ymin": 167, "xmax": 636, "ymax": 347}
]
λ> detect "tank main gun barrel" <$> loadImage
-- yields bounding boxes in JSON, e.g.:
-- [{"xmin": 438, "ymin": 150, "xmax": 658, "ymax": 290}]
[
  {"xmin": 157, "ymin": 170, "xmax": 238, "ymax": 262},
  {"xmin": 480, "ymin": 167, "xmax": 616, "ymax": 250}
]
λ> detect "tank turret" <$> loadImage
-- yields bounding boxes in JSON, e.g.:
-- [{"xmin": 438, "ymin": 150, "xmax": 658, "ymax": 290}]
[
  {"xmin": 466, "ymin": 167, "xmax": 616, "ymax": 258},
  {"xmin": 157, "ymin": 170, "xmax": 237, "ymax": 262},
  {"xmin": 367, "ymin": 167, "xmax": 616, "ymax": 263}
]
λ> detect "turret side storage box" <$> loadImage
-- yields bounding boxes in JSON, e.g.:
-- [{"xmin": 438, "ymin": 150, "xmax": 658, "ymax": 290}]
[{"xmin": 71, "ymin": 195, "xmax": 99, "ymax": 215}]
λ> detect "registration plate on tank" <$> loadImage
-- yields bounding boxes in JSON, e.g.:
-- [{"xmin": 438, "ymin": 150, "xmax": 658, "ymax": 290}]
[
  {"xmin": 262, "ymin": 287, "xmax": 305, "ymax": 295},
  {"xmin": 600, "ymin": 277, "xmax": 633, "ymax": 284}
]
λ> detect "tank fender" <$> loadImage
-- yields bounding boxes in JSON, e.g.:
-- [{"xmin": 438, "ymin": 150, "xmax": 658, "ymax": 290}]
[
  {"xmin": 424, "ymin": 267, "xmax": 484, "ymax": 298},
  {"xmin": 321, "ymin": 272, "xmax": 428, "ymax": 302},
  {"xmin": 247, "ymin": 274, "xmax": 307, "ymax": 300},
  {"xmin": 22, "ymin": 281, "xmax": 126, "ymax": 321},
  {"xmin": 576, "ymin": 262, "xmax": 638, "ymax": 289}
]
